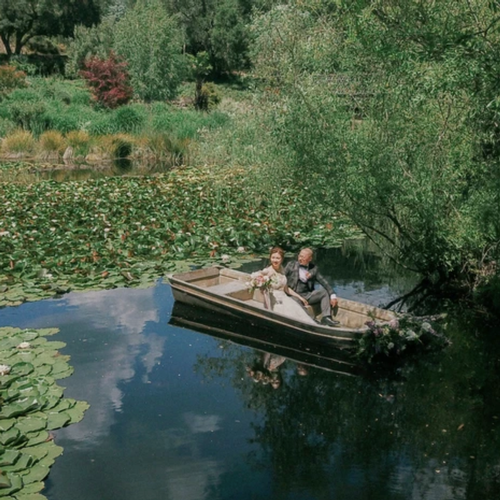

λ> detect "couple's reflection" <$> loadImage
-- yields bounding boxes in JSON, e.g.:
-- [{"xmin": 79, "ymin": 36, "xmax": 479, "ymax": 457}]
[{"xmin": 246, "ymin": 352, "xmax": 308, "ymax": 390}]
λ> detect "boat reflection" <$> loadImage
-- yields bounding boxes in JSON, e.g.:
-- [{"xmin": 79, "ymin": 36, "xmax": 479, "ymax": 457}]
[{"xmin": 169, "ymin": 301, "xmax": 363, "ymax": 377}]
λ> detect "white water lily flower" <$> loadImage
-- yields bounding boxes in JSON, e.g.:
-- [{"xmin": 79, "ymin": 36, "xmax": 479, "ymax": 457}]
[
  {"xmin": 237, "ymin": 246, "xmax": 245, "ymax": 253},
  {"xmin": 0, "ymin": 364, "xmax": 11, "ymax": 375},
  {"xmin": 17, "ymin": 342, "xmax": 31, "ymax": 349},
  {"xmin": 221, "ymin": 254, "xmax": 231, "ymax": 263},
  {"xmin": 0, "ymin": 231, "xmax": 10, "ymax": 237}
]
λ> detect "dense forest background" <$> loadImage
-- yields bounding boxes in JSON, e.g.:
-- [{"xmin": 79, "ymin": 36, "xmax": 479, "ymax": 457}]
[{"xmin": 1, "ymin": 0, "xmax": 500, "ymax": 313}]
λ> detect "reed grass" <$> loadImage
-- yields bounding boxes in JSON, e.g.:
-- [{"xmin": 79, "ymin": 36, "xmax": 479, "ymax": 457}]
[{"xmin": 1, "ymin": 129, "xmax": 36, "ymax": 155}]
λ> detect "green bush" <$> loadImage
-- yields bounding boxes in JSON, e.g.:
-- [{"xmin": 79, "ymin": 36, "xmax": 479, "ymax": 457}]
[
  {"xmin": 0, "ymin": 65, "xmax": 27, "ymax": 99},
  {"xmin": 8, "ymin": 101, "xmax": 49, "ymax": 135},
  {"xmin": 114, "ymin": 0, "xmax": 185, "ymax": 101},
  {"xmin": 112, "ymin": 105, "xmax": 146, "ymax": 133}
]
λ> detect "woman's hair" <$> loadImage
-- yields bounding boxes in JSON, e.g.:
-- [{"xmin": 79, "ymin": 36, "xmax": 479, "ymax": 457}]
[{"xmin": 269, "ymin": 246, "xmax": 285, "ymax": 260}]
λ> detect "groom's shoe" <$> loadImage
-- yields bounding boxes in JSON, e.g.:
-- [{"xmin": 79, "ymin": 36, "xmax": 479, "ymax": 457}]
[{"xmin": 320, "ymin": 317, "xmax": 340, "ymax": 327}]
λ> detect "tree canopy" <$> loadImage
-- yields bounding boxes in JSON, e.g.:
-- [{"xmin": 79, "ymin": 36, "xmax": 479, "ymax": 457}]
[
  {"xmin": 251, "ymin": 0, "xmax": 500, "ymax": 290},
  {"xmin": 0, "ymin": 0, "xmax": 104, "ymax": 56}
]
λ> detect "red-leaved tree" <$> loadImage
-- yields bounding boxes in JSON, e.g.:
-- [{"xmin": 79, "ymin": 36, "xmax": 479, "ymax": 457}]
[{"xmin": 80, "ymin": 52, "xmax": 133, "ymax": 109}]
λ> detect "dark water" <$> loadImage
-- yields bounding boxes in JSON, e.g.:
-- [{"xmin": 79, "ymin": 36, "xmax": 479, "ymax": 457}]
[
  {"xmin": 1, "ymin": 246, "xmax": 499, "ymax": 500},
  {"xmin": 13, "ymin": 159, "xmax": 175, "ymax": 182}
]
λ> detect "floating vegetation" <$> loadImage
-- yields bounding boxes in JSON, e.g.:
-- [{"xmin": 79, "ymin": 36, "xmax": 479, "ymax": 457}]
[
  {"xmin": 0, "ymin": 166, "xmax": 361, "ymax": 307},
  {"xmin": 0, "ymin": 326, "xmax": 89, "ymax": 499}
]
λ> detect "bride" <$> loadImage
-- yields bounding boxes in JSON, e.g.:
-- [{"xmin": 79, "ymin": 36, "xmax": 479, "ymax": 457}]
[{"xmin": 253, "ymin": 246, "xmax": 317, "ymax": 325}]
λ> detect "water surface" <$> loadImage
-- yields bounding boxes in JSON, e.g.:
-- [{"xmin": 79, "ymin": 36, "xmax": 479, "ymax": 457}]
[{"xmin": 0, "ymin": 247, "xmax": 499, "ymax": 500}]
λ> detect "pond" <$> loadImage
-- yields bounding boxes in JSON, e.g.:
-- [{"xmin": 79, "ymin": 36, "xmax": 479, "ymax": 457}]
[{"xmin": 0, "ymin": 245, "xmax": 499, "ymax": 500}]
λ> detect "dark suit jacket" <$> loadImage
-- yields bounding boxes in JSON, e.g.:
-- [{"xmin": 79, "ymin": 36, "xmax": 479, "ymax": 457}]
[{"xmin": 284, "ymin": 261, "xmax": 335, "ymax": 296}]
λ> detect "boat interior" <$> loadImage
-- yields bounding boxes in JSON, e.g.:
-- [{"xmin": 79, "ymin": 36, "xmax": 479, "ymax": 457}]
[{"xmin": 172, "ymin": 266, "xmax": 395, "ymax": 330}]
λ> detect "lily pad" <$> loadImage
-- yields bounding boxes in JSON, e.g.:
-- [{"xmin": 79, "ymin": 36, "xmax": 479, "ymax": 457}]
[
  {"xmin": 0, "ymin": 472, "xmax": 22, "ymax": 496},
  {"xmin": 46, "ymin": 411, "xmax": 71, "ymax": 430},
  {"xmin": 0, "ymin": 449, "xmax": 21, "ymax": 467},
  {"xmin": 15, "ymin": 417, "xmax": 46, "ymax": 434}
]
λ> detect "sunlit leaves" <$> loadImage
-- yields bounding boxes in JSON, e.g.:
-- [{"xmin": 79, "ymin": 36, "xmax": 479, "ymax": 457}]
[
  {"xmin": 0, "ymin": 166, "xmax": 359, "ymax": 305},
  {"xmin": 0, "ymin": 326, "xmax": 90, "ymax": 500}
]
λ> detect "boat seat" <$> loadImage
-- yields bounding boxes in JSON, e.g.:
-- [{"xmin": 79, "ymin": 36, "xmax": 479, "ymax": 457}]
[{"xmin": 207, "ymin": 281, "xmax": 249, "ymax": 296}]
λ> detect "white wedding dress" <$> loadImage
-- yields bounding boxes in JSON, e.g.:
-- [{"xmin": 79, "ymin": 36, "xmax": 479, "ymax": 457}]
[{"xmin": 260, "ymin": 266, "xmax": 317, "ymax": 325}]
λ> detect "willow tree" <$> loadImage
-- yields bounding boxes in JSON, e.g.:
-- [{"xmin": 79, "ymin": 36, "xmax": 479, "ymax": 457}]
[{"xmin": 251, "ymin": 0, "xmax": 500, "ymax": 294}]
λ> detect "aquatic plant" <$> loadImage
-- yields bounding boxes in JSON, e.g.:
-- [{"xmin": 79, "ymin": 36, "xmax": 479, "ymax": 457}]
[
  {"xmin": 0, "ymin": 166, "xmax": 360, "ymax": 306},
  {"xmin": 0, "ymin": 326, "xmax": 89, "ymax": 498}
]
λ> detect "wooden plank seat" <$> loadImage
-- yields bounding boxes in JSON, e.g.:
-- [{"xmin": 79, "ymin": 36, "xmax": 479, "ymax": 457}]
[{"xmin": 207, "ymin": 281, "xmax": 249, "ymax": 296}]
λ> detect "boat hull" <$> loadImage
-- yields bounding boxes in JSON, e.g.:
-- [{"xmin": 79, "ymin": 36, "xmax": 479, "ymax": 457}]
[{"xmin": 168, "ymin": 266, "xmax": 397, "ymax": 350}]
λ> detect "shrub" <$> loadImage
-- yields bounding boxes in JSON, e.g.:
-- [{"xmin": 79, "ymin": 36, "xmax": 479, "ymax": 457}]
[
  {"xmin": 195, "ymin": 82, "xmax": 221, "ymax": 111},
  {"xmin": 65, "ymin": 130, "xmax": 92, "ymax": 156},
  {"xmin": 80, "ymin": 52, "xmax": 133, "ymax": 109},
  {"xmin": 0, "ymin": 117, "xmax": 15, "ymax": 138},
  {"xmin": 65, "ymin": 19, "xmax": 116, "ymax": 78},
  {"xmin": 0, "ymin": 65, "xmax": 27, "ymax": 99},
  {"xmin": 112, "ymin": 105, "xmax": 146, "ymax": 133},
  {"xmin": 1, "ymin": 130, "xmax": 36, "ymax": 155},
  {"xmin": 145, "ymin": 132, "xmax": 188, "ymax": 164},
  {"xmin": 114, "ymin": 0, "xmax": 185, "ymax": 101},
  {"xmin": 96, "ymin": 134, "xmax": 134, "ymax": 158},
  {"xmin": 7, "ymin": 101, "xmax": 48, "ymax": 135},
  {"xmin": 39, "ymin": 131, "xmax": 66, "ymax": 156}
]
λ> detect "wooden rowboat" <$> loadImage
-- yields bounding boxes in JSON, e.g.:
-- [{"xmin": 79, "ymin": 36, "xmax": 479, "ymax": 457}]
[{"xmin": 168, "ymin": 266, "xmax": 396, "ymax": 350}]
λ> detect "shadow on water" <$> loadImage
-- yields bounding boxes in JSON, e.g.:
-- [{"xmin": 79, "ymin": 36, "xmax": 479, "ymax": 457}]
[
  {"xmin": 0, "ymin": 246, "xmax": 499, "ymax": 500},
  {"xmin": 11, "ymin": 158, "xmax": 176, "ymax": 182}
]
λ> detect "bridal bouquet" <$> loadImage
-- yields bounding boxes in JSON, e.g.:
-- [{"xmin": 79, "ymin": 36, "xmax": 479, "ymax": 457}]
[{"xmin": 246, "ymin": 272, "xmax": 275, "ymax": 293}]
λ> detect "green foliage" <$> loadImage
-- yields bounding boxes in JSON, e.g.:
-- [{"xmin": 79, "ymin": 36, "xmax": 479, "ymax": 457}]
[
  {"xmin": 112, "ymin": 104, "xmax": 146, "ymax": 133},
  {"xmin": 7, "ymin": 100, "xmax": 48, "ymax": 135},
  {"xmin": 250, "ymin": 0, "xmax": 500, "ymax": 290},
  {"xmin": 0, "ymin": 326, "xmax": 89, "ymax": 499},
  {"xmin": 114, "ymin": 0, "xmax": 185, "ymax": 102},
  {"xmin": 356, "ymin": 315, "xmax": 449, "ymax": 364},
  {"xmin": 166, "ymin": 0, "xmax": 252, "ymax": 76},
  {"xmin": 0, "ymin": 166, "xmax": 358, "ymax": 304},
  {"xmin": 0, "ymin": 65, "xmax": 27, "ymax": 99},
  {"xmin": 0, "ymin": 0, "xmax": 101, "ymax": 56},
  {"xmin": 64, "ymin": 17, "xmax": 116, "ymax": 79}
]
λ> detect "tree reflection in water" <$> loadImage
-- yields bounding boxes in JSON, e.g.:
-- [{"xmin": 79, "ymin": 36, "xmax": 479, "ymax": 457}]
[{"xmin": 194, "ymin": 312, "xmax": 500, "ymax": 499}]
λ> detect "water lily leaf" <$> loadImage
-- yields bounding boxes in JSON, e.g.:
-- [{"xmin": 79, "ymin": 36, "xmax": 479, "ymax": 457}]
[
  {"xmin": 25, "ymin": 431, "xmax": 49, "ymax": 447},
  {"xmin": 16, "ymin": 481, "xmax": 44, "ymax": 494},
  {"xmin": 41, "ymin": 396, "xmax": 59, "ymax": 411},
  {"xmin": 11, "ymin": 363, "xmax": 35, "ymax": 377},
  {"xmin": 0, "ymin": 419, "xmax": 16, "ymax": 432},
  {"xmin": 0, "ymin": 472, "xmax": 22, "ymax": 496},
  {"xmin": 1, "ymin": 452, "xmax": 34, "ymax": 472},
  {"xmin": 15, "ymin": 417, "xmax": 46, "ymax": 434},
  {"xmin": 13, "ymin": 493, "xmax": 47, "ymax": 500},
  {"xmin": 20, "ymin": 444, "xmax": 49, "ymax": 462},
  {"xmin": 0, "ymin": 427, "xmax": 20, "ymax": 446},
  {"xmin": 43, "ymin": 444, "xmax": 63, "ymax": 462},
  {"xmin": 44, "ymin": 341, "xmax": 66, "ymax": 350},
  {"xmin": 0, "ymin": 449, "xmax": 21, "ymax": 467},
  {"xmin": 65, "ymin": 401, "xmax": 90, "ymax": 424},
  {"xmin": 17, "ymin": 332, "xmax": 39, "ymax": 342},
  {"xmin": 35, "ymin": 329, "xmax": 59, "ymax": 337},
  {"xmin": 0, "ymin": 471, "xmax": 10, "ymax": 489},
  {"xmin": 46, "ymin": 411, "xmax": 71, "ymax": 430},
  {"xmin": 0, "ymin": 397, "xmax": 40, "ymax": 419},
  {"xmin": 18, "ymin": 463, "xmax": 50, "ymax": 485}
]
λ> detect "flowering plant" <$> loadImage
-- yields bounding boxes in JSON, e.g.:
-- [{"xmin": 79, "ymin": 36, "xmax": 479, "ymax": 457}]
[
  {"xmin": 356, "ymin": 314, "xmax": 449, "ymax": 364},
  {"xmin": 246, "ymin": 272, "xmax": 275, "ymax": 293}
]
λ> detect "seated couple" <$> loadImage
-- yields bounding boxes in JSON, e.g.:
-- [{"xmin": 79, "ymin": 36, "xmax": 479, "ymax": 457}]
[{"xmin": 255, "ymin": 246, "xmax": 340, "ymax": 327}]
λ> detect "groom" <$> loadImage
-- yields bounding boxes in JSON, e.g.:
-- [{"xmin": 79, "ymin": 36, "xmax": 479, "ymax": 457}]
[{"xmin": 284, "ymin": 247, "xmax": 340, "ymax": 327}]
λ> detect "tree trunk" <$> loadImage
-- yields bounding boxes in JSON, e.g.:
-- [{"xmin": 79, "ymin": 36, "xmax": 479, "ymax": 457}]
[{"xmin": 0, "ymin": 33, "xmax": 12, "ymax": 57}]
